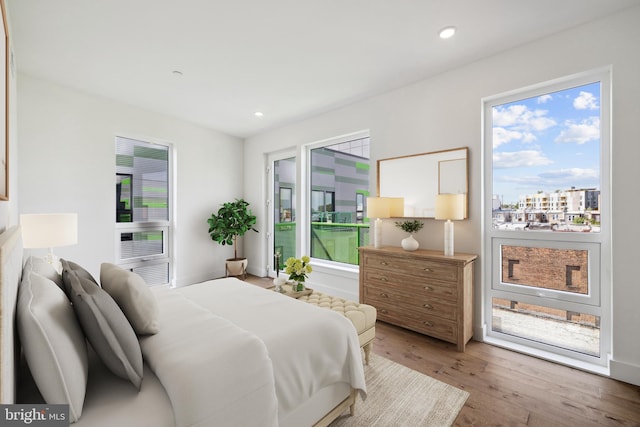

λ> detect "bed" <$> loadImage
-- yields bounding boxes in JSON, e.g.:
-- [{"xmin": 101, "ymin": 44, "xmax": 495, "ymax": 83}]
[{"xmin": 0, "ymin": 225, "xmax": 366, "ymax": 426}]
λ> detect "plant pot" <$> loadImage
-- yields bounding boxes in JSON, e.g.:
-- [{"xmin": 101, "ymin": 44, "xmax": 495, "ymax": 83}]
[
  {"xmin": 226, "ymin": 258, "xmax": 248, "ymax": 279},
  {"xmin": 401, "ymin": 234, "xmax": 419, "ymax": 251}
]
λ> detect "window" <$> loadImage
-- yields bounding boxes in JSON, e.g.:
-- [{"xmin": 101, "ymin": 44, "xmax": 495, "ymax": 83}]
[
  {"xmin": 308, "ymin": 134, "xmax": 371, "ymax": 265},
  {"xmin": 115, "ymin": 136, "xmax": 172, "ymax": 285},
  {"xmin": 483, "ymin": 69, "xmax": 611, "ymax": 370},
  {"xmin": 355, "ymin": 193, "xmax": 365, "ymax": 223},
  {"xmin": 267, "ymin": 132, "xmax": 371, "ymax": 277}
]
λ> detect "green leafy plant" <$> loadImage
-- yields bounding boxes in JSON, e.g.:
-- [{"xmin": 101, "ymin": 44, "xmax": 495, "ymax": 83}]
[
  {"xmin": 395, "ymin": 219, "xmax": 424, "ymax": 234},
  {"xmin": 207, "ymin": 199, "xmax": 258, "ymax": 260}
]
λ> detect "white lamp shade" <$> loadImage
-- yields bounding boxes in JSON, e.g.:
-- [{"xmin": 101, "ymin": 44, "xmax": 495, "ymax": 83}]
[
  {"xmin": 388, "ymin": 197, "xmax": 405, "ymax": 217},
  {"xmin": 435, "ymin": 194, "xmax": 465, "ymax": 220},
  {"xmin": 20, "ymin": 213, "xmax": 78, "ymax": 249},
  {"xmin": 366, "ymin": 197, "xmax": 391, "ymax": 219}
]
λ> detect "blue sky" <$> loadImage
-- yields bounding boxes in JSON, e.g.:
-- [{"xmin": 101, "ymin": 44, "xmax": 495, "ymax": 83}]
[{"xmin": 492, "ymin": 82, "xmax": 601, "ymax": 205}]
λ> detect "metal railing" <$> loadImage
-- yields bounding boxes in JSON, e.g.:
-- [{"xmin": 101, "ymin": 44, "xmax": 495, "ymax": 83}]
[{"xmin": 274, "ymin": 221, "xmax": 370, "ymax": 266}]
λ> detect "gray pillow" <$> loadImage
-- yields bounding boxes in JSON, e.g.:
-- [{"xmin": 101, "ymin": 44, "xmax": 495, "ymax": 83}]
[
  {"xmin": 62, "ymin": 266, "xmax": 143, "ymax": 389},
  {"xmin": 100, "ymin": 263, "xmax": 160, "ymax": 335},
  {"xmin": 24, "ymin": 255, "xmax": 64, "ymax": 290},
  {"xmin": 17, "ymin": 270, "xmax": 88, "ymax": 423},
  {"xmin": 61, "ymin": 259, "xmax": 99, "ymax": 286}
]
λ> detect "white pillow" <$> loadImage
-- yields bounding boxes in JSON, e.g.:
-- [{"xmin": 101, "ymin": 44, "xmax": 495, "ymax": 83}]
[
  {"xmin": 17, "ymin": 270, "xmax": 88, "ymax": 423},
  {"xmin": 100, "ymin": 263, "xmax": 160, "ymax": 335},
  {"xmin": 24, "ymin": 255, "xmax": 64, "ymax": 289}
]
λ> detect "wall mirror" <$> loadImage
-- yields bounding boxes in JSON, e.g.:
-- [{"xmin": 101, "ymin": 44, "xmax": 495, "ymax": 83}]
[{"xmin": 377, "ymin": 147, "xmax": 468, "ymax": 218}]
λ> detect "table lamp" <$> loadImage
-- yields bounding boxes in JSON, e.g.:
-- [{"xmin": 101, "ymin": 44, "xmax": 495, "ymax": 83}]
[
  {"xmin": 20, "ymin": 213, "xmax": 78, "ymax": 272},
  {"xmin": 366, "ymin": 197, "xmax": 391, "ymax": 248},
  {"xmin": 435, "ymin": 194, "xmax": 464, "ymax": 256}
]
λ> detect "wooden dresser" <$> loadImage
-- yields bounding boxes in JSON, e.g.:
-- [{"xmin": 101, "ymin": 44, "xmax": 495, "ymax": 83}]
[{"xmin": 359, "ymin": 246, "xmax": 477, "ymax": 351}]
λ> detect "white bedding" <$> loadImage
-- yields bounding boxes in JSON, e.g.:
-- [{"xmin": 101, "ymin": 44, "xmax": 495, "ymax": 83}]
[
  {"xmin": 140, "ymin": 282, "xmax": 279, "ymax": 427},
  {"xmin": 146, "ymin": 278, "xmax": 366, "ymax": 425},
  {"xmin": 13, "ymin": 268, "xmax": 366, "ymax": 426}
]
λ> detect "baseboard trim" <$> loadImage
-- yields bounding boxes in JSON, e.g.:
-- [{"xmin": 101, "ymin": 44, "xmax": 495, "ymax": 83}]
[{"xmin": 610, "ymin": 359, "xmax": 640, "ymax": 386}]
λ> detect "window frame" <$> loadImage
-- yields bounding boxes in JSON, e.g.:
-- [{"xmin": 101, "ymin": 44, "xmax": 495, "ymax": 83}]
[
  {"xmin": 115, "ymin": 135, "xmax": 174, "ymax": 286},
  {"xmin": 302, "ymin": 130, "xmax": 370, "ymax": 269},
  {"xmin": 482, "ymin": 67, "xmax": 612, "ymax": 370}
]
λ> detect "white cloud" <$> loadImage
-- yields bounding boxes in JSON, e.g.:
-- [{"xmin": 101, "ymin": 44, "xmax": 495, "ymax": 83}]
[
  {"xmin": 537, "ymin": 94, "xmax": 552, "ymax": 104},
  {"xmin": 555, "ymin": 117, "xmax": 600, "ymax": 144},
  {"xmin": 492, "ymin": 104, "xmax": 556, "ymax": 132},
  {"xmin": 493, "ymin": 150, "xmax": 553, "ymax": 169},
  {"xmin": 539, "ymin": 168, "xmax": 599, "ymax": 182},
  {"xmin": 493, "ymin": 127, "xmax": 522, "ymax": 148},
  {"xmin": 573, "ymin": 91, "xmax": 599, "ymax": 110}
]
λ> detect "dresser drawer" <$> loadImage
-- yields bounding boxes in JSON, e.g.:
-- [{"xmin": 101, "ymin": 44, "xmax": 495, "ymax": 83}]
[
  {"xmin": 362, "ymin": 252, "xmax": 458, "ymax": 282},
  {"xmin": 376, "ymin": 305, "xmax": 457, "ymax": 342},
  {"xmin": 362, "ymin": 269, "xmax": 457, "ymax": 301},
  {"xmin": 364, "ymin": 285, "xmax": 458, "ymax": 321}
]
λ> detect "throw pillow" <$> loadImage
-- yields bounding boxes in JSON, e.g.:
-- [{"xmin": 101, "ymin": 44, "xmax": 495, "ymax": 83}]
[
  {"xmin": 17, "ymin": 270, "xmax": 88, "ymax": 423},
  {"xmin": 100, "ymin": 263, "xmax": 160, "ymax": 335},
  {"xmin": 62, "ymin": 266, "xmax": 143, "ymax": 389},
  {"xmin": 61, "ymin": 259, "xmax": 100, "ymax": 286},
  {"xmin": 24, "ymin": 256, "xmax": 64, "ymax": 290}
]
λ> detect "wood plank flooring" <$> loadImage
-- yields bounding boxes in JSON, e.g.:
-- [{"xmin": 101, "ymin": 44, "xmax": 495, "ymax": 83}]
[{"xmin": 243, "ymin": 275, "xmax": 640, "ymax": 426}]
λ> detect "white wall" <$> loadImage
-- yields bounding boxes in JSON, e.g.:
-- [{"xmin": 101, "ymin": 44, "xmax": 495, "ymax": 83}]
[
  {"xmin": 244, "ymin": 6, "xmax": 640, "ymax": 385},
  {"xmin": 18, "ymin": 74, "xmax": 245, "ymax": 285}
]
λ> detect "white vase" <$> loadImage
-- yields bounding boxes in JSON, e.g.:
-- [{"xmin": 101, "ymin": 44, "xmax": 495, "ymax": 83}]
[{"xmin": 401, "ymin": 234, "xmax": 419, "ymax": 251}]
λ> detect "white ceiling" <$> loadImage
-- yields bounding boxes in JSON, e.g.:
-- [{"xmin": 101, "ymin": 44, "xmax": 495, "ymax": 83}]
[{"xmin": 8, "ymin": 0, "xmax": 640, "ymax": 138}]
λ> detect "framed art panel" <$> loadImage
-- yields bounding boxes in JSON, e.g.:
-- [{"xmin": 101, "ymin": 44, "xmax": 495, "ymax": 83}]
[{"xmin": 0, "ymin": 0, "xmax": 7, "ymax": 200}]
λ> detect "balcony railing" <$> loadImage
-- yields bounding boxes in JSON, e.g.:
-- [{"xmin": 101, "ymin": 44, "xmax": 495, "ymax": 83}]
[{"xmin": 274, "ymin": 221, "xmax": 370, "ymax": 266}]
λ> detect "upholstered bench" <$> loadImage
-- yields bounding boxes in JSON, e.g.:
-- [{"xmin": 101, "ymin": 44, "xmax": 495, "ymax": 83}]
[{"xmin": 298, "ymin": 291, "xmax": 377, "ymax": 364}]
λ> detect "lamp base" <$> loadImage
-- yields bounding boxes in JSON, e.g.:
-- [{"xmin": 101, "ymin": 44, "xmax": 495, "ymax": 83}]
[
  {"xmin": 443, "ymin": 220, "xmax": 454, "ymax": 256},
  {"xmin": 44, "ymin": 248, "xmax": 63, "ymax": 274},
  {"xmin": 374, "ymin": 218, "xmax": 382, "ymax": 248}
]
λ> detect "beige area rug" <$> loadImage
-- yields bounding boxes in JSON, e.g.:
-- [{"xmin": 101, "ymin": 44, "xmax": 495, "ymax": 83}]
[{"xmin": 331, "ymin": 353, "xmax": 469, "ymax": 426}]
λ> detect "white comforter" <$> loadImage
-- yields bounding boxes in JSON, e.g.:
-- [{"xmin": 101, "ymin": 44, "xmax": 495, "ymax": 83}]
[
  {"xmin": 142, "ymin": 278, "xmax": 366, "ymax": 426},
  {"xmin": 140, "ymin": 284, "xmax": 278, "ymax": 427}
]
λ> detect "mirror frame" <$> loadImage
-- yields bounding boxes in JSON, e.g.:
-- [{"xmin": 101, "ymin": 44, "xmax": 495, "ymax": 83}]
[{"xmin": 377, "ymin": 147, "xmax": 468, "ymax": 218}]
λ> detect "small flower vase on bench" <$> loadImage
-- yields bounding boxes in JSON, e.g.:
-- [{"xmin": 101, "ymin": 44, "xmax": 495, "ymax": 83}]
[{"xmin": 285, "ymin": 255, "xmax": 313, "ymax": 293}]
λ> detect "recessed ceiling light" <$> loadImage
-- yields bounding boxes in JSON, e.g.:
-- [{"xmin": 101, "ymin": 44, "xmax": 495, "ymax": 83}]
[
  {"xmin": 254, "ymin": 111, "xmax": 264, "ymax": 117},
  {"xmin": 439, "ymin": 26, "xmax": 456, "ymax": 39},
  {"xmin": 172, "ymin": 70, "xmax": 183, "ymax": 76}
]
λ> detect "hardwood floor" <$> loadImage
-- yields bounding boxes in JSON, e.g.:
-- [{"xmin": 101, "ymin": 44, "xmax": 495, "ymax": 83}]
[{"xmin": 243, "ymin": 275, "xmax": 640, "ymax": 426}]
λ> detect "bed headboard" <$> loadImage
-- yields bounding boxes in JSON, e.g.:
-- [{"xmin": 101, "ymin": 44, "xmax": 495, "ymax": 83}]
[{"xmin": 0, "ymin": 225, "xmax": 23, "ymax": 404}]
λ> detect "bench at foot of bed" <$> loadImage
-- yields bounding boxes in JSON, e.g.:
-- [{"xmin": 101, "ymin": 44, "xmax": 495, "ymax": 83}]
[{"xmin": 297, "ymin": 292, "xmax": 376, "ymax": 365}]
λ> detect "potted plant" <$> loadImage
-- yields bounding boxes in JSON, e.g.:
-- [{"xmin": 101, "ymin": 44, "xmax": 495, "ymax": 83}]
[
  {"xmin": 395, "ymin": 219, "xmax": 424, "ymax": 251},
  {"xmin": 207, "ymin": 199, "xmax": 258, "ymax": 277}
]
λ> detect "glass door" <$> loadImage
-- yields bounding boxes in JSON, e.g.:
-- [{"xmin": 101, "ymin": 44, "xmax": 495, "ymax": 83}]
[{"xmin": 269, "ymin": 153, "xmax": 297, "ymax": 276}]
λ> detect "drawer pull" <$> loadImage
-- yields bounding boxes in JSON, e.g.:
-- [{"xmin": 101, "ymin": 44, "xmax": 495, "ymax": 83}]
[
  {"xmin": 379, "ymin": 292, "xmax": 389, "ymax": 298},
  {"xmin": 423, "ymin": 304, "xmax": 433, "ymax": 309},
  {"xmin": 424, "ymin": 286, "xmax": 433, "ymax": 291},
  {"xmin": 379, "ymin": 261, "xmax": 389, "ymax": 266},
  {"xmin": 381, "ymin": 309, "xmax": 389, "ymax": 314},
  {"xmin": 423, "ymin": 321, "xmax": 434, "ymax": 327},
  {"xmin": 379, "ymin": 277, "xmax": 388, "ymax": 282},
  {"xmin": 424, "ymin": 268, "xmax": 433, "ymax": 272}
]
